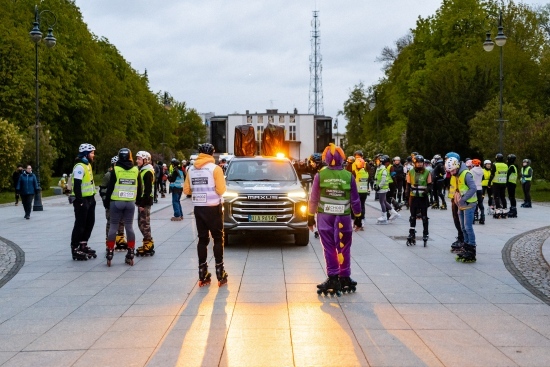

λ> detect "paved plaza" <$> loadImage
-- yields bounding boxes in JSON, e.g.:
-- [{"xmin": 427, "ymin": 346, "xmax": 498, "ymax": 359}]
[{"xmin": 0, "ymin": 193, "xmax": 549, "ymax": 367}]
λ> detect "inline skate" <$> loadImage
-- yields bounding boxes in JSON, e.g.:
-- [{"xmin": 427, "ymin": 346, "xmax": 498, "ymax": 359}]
[
  {"xmin": 125, "ymin": 248, "xmax": 134, "ymax": 266},
  {"xmin": 450, "ymin": 238, "xmax": 464, "ymax": 253},
  {"xmin": 215, "ymin": 262, "xmax": 228, "ymax": 287},
  {"xmin": 198, "ymin": 262, "xmax": 211, "ymax": 287},
  {"xmin": 105, "ymin": 248, "xmax": 114, "ymax": 267},
  {"xmin": 406, "ymin": 228, "xmax": 416, "ymax": 246},
  {"xmin": 314, "ymin": 231, "xmax": 319, "ymax": 239},
  {"xmin": 479, "ymin": 214, "xmax": 485, "ymax": 225},
  {"xmin": 115, "ymin": 233, "xmax": 128, "ymax": 251},
  {"xmin": 136, "ymin": 239, "xmax": 155, "ymax": 257},
  {"xmin": 508, "ymin": 207, "xmax": 517, "ymax": 218},
  {"xmin": 473, "ymin": 210, "xmax": 479, "ymax": 224},
  {"xmin": 71, "ymin": 245, "xmax": 88, "ymax": 261},
  {"xmin": 376, "ymin": 212, "xmax": 388, "ymax": 225},
  {"xmin": 455, "ymin": 243, "xmax": 476, "ymax": 263},
  {"xmin": 422, "ymin": 233, "xmax": 429, "ymax": 247},
  {"xmin": 440, "ymin": 203, "xmax": 447, "ymax": 210},
  {"xmin": 389, "ymin": 209, "xmax": 401, "ymax": 221},
  {"xmin": 316, "ymin": 275, "xmax": 342, "ymax": 297},
  {"xmin": 339, "ymin": 276, "xmax": 357, "ymax": 293},
  {"xmin": 493, "ymin": 208, "xmax": 501, "ymax": 219},
  {"xmin": 79, "ymin": 242, "xmax": 97, "ymax": 259}
]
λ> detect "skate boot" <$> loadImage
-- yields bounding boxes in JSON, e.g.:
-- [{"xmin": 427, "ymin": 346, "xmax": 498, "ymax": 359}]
[
  {"xmin": 105, "ymin": 248, "xmax": 114, "ymax": 267},
  {"xmin": 389, "ymin": 209, "xmax": 401, "ymax": 221},
  {"xmin": 215, "ymin": 262, "xmax": 228, "ymax": 287},
  {"xmin": 198, "ymin": 262, "xmax": 211, "ymax": 287},
  {"xmin": 79, "ymin": 242, "xmax": 97, "ymax": 259},
  {"xmin": 71, "ymin": 245, "xmax": 88, "ymax": 261},
  {"xmin": 524, "ymin": 201, "xmax": 532, "ymax": 208},
  {"xmin": 422, "ymin": 234, "xmax": 429, "ymax": 247},
  {"xmin": 376, "ymin": 212, "xmax": 388, "ymax": 225},
  {"xmin": 316, "ymin": 275, "xmax": 342, "ymax": 297},
  {"xmin": 493, "ymin": 208, "xmax": 500, "ymax": 219},
  {"xmin": 136, "ymin": 239, "xmax": 155, "ymax": 257},
  {"xmin": 450, "ymin": 238, "xmax": 464, "ymax": 253},
  {"xmin": 440, "ymin": 203, "xmax": 447, "ymax": 210},
  {"xmin": 431, "ymin": 202, "xmax": 440, "ymax": 209},
  {"xmin": 501, "ymin": 208, "xmax": 508, "ymax": 219},
  {"xmin": 479, "ymin": 214, "xmax": 485, "ymax": 225},
  {"xmin": 487, "ymin": 206, "xmax": 494, "ymax": 215},
  {"xmin": 339, "ymin": 276, "xmax": 357, "ymax": 293},
  {"xmin": 125, "ymin": 248, "xmax": 135, "ymax": 266},
  {"xmin": 456, "ymin": 243, "xmax": 476, "ymax": 263},
  {"xmin": 508, "ymin": 207, "xmax": 517, "ymax": 218},
  {"xmin": 314, "ymin": 231, "xmax": 319, "ymax": 239},
  {"xmin": 115, "ymin": 234, "xmax": 128, "ymax": 251},
  {"xmin": 406, "ymin": 228, "xmax": 416, "ymax": 246}
]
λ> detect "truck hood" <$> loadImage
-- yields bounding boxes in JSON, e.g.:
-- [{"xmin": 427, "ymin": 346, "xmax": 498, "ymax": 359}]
[{"xmin": 226, "ymin": 180, "xmax": 303, "ymax": 193}]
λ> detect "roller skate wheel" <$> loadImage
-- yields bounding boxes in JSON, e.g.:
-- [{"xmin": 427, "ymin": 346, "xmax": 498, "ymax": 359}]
[
  {"xmin": 126, "ymin": 259, "xmax": 134, "ymax": 266},
  {"xmin": 150, "ymin": 250, "xmax": 155, "ymax": 256},
  {"xmin": 316, "ymin": 289, "xmax": 322, "ymax": 295},
  {"xmin": 107, "ymin": 259, "xmax": 111, "ymax": 267},
  {"xmin": 218, "ymin": 279, "xmax": 228, "ymax": 287},
  {"xmin": 198, "ymin": 279, "xmax": 211, "ymax": 287},
  {"xmin": 92, "ymin": 254, "xmax": 97, "ymax": 259}
]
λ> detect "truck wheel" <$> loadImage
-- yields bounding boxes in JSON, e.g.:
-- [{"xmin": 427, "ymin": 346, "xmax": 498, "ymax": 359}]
[{"xmin": 295, "ymin": 229, "xmax": 310, "ymax": 246}]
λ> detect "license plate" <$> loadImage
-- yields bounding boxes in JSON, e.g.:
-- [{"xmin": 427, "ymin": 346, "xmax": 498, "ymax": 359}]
[{"xmin": 249, "ymin": 215, "xmax": 277, "ymax": 222}]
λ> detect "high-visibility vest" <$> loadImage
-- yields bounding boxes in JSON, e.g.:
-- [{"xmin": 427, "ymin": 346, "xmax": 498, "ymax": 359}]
[
  {"xmin": 522, "ymin": 167, "xmax": 533, "ymax": 182},
  {"xmin": 482, "ymin": 168, "xmax": 491, "ymax": 186},
  {"xmin": 458, "ymin": 170, "xmax": 477, "ymax": 203},
  {"xmin": 355, "ymin": 169, "xmax": 369, "ymax": 193},
  {"xmin": 188, "ymin": 163, "xmax": 222, "ymax": 206},
  {"xmin": 493, "ymin": 162, "xmax": 508, "ymax": 184},
  {"xmin": 318, "ymin": 168, "xmax": 352, "ymax": 215},
  {"xmin": 385, "ymin": 165, "xmax": 393, "ymax": 184},
  {"xmin": 409, "ymin": 169, "xmax": 429, "ymax": 197},
  {"xmin": 139, "ymin": 166, "xmax": 155, "ymax": 198},
  {"xmin": 111, "ymin": 166, "xmax": 139, "ymax": 201},
  {"xmin": 508, "ymin": 165, "xmax": 517, "ymax": 184},
  {"xmin": 71, "ymin": 162, "xmax": 95, "ymax": 197},
  {"xmin": 375, "ymin": 166, "xmax": 389, "ymax": 190}
]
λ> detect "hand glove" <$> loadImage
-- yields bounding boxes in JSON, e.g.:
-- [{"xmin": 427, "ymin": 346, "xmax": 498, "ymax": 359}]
[
  {"xmin": 353, "ymin": 216, "xmax": 362, "ymax": 228},
  {"xmin": 103, "ymin": 199, "xmax": 110, "ymax": 209},
  {"xmin": 307, "ymin": 215, "xmax": 316, "ymax": 227},
  {"xmin": 74, "ymin": 197, "xmax": 83, "ymax": 206},
  {"xmin": 373, "ymin": 184, "xmax": 380, "ymax": 192}
]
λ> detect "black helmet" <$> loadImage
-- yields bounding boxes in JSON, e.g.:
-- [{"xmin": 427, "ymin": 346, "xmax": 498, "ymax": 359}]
[
  {"xmin": 354, "ymin": 150, "xmax": 364, "ymax": 158},
  {"xmin": 414, "ymin": 154, "xmax": 425, "ymax": 168},
  {"xmin": 118, "ymin": 148, "xmax": 132, "ymax": 162},
  {"xmin": 198, "ymin": 143, "xmax": 215, "ymax": 155},
  {"xmin": 495, "ymin": 153, "xmax": 504, "ymax": 162},
  {"xmin": 380, "ymin": 155, "xmax": 390, "ymax": 165},
  {"xmin": 171, "ymin": 158, "xmax": 180, "ymax": 165},
  {"xmin": 523, "ymin": 158, "xmax": 531, "ymax": 165},
  {"xmin": 507, "ymin": 154, "xmax": 516, "ymax": 164}
]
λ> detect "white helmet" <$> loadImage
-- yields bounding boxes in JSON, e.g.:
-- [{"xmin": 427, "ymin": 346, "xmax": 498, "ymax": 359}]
[
  {"xmin": 111, "ymin": 156, "xmax": 118, "ymax": 164},
  {"xmin": 393, "ymin": 156, "xmax": 401, "ymax": 163},
  {"xmin": 136, "ymin": 151, "xmax": 151, "ymax": 163},
  {"xmin": 483, "ymin": 159, "xmax": 491, "ymax": 165},
  {"xmin": 62, "ymin": 173, "xmax": 67, "ymax": 178},
  {"xmin": 445, "ymin": 157, "xmax": 460, "ymax": 172},
  {"xmin": 78, "ymin": 143, "xmax": 95, "ymax": 153}
]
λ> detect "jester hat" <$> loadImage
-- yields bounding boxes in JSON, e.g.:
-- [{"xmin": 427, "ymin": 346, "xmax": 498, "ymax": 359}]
[{"xmin": 321, "ymin": 143, "xmax": 345, "ymax": 167}]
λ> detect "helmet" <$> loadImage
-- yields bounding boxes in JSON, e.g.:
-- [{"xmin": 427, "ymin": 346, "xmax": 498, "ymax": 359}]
[
  {"xmin": 472, "ymin": 159, "xmax": 481, "ymax": 166},
  {"xmin": 411, "ymin": 151, "xmax": 419, "ymax": 157},
  {"xmin": 406, "ymin": 156, "xmax": 412, "ymax": 163},
  {"xmin": 523, "ymin": 158, "xmax": 531, "ymax": 165},
  {"xmin": 62, "ymin": 173, "xmax": 67, "ymax": 178},
  {"xmin": 162, "ymin": 163, "xmax": 167, "ymax": 167},
  {"xmin": 78, "ymin": 143, "xmax": 95, "ymax": 153},
  {"xmin": 380, "ymin": 155, "xmax": 390, "ymax": 165},
  {"xmin": 495, "ymin": 153, "xmax": 504, "ymax": 162},
  {"xmin": 507, "ymin": 154, "xmax": 516, "ymax": 164},
  {"xmin": 198, "ymin": 143, "xmax": 215, "ymax": 155},
  {"xmin": 465, "ymin": 159, "xmax": 473, "ymax": 168},
  {"xmin": 111, "ymin": 156, "xmax": 118, "ymax": 164},
  {"xmin": 347, "ymin": 156, "xmax": 355, "ymax": 163},
  {"xmin": 414, "ymin": 155, "xmax": 425, "ymax": 168},
  {"xmin": 393, "ymin": 156, "xmax": 401, "ymax": 163},
  {"xmin": 433, "ymin": 154, "xmax": 441, "ymax": 161},
  {"xmin": 118, "ymin": 148, "xmax": 132, "ymax": 162},
  {"xmin": 484, "ymin": 159, "xmax": 491, "ymax": 165},
  {"xmin": 354, "ymin": 150, "xmax": 363, "ymax": 158},
  {"xmin": 171, "ymin": 159, "xmax": 180, "ymax": 165},
  {"xmin": 355, "ymin": 158, "xmax": 365, "ymax": 169},
  {"xmin": 445, "ymin": 152, "xmax": 460, "ymax": 161},
  {"xmin": 309, "ymin": 153, "xmax": 322, "ymax": 165},
  {"xmin": 136, "ymin": 151, "xmax": 151, "ymax": 163},
  {"xmin": 445, "ymin": 157, "xmax": 460, "ymax": 172}
]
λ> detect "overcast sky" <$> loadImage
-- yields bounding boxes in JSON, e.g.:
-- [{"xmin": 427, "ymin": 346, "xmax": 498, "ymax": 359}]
[{"xmin": 74, "ymin": 0, "xmax": 548, "ymax": 125}]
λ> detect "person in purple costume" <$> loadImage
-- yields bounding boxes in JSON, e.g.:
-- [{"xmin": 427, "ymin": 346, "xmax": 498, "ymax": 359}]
[{"xmin": 308, "ymin": 143, "xmax": 362, "ymax": 295}]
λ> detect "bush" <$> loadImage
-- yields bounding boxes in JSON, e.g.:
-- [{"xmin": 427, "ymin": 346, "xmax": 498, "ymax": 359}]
[{"xmin": 0, "ymin": 118, "xmax": 24, "ymax": 190}]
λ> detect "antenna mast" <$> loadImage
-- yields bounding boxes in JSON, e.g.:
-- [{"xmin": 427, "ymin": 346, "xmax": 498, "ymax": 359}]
[{"xmin": 308, "ymin": 10, "xmax": 324, "ymax": 115}]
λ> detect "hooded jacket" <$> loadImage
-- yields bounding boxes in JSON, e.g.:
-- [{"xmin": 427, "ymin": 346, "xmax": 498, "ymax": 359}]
[
  {"xmin": 104, "ymin": 159, "xmax": 136, "ymax": 208},
  {"xmin": 184, "ymin": 153, "xmax": 226, "ymax": 196}
]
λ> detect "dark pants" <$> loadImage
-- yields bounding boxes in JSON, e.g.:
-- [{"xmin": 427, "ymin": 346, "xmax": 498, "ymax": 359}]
[
  {"xmin": 435, "ymin": 180, "xmax": 446, "ymax": 207},
  {"xmin": 15, "ymin": 192, "xmax": 20, "ymax": 204},
  {"xmin": 395, "ymin": 178, "xmax": 404, "ymax": 202},
  {"xmin": 493, "ymin": 184, "xmax": 507, "ymax": 209},
  {"xmin": 352, "ymin": 193, "xmax": 368, "ymax": 220},
  {"xmin": 476, "ymin": 190, "xmax": 485, "ymax": 216},
  {"xmin": 451, "ymin": 200, "xmax": 463, "ymax": 242},
  {"xmin": 409, "ymin": 196, "xmax": 429, "ymax": 236},
  {"xmin": 507, "ymin": 182, "xmax": 516, "ymax": 207},
  {"xmin": 21, "ymin": 194, "xmax": 33, "ymax": 218},
  {"xmin": 71, "ymin": 196, "xmax": 96, "ymax": 247},
  {"xmin": 522, "ymin": 181, "xmax": 532, "ymax": 203},
  {"xmin": 195, "ymin": 204, "xmax": 224, "ymax": 265},
  {"xmin": 482, "ymin": 186, "xmax": 493, "ymax": 207}
]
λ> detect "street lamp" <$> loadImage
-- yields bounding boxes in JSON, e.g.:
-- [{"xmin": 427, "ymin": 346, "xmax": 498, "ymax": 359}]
[
  {"xmin": 30, "ymin": 5, "xmax": 57, "ymax": 211},
  {"xmin": 162, "ymin": 91, "xmax": 172, "ymax": 157},
  {"xmin": 483, "ymin": 9, "xmax": 507, "ymax": 154},
  {"xmin": 369, "ymin": 93, "xmax": 379, "ymax": 146},
  {"xmin": 332, "ymin": 117, "xmax": 339, "ymax": 145}
]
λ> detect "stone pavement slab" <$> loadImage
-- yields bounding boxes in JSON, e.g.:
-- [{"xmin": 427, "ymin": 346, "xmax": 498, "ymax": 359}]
[{"xmin": 0, "ymin": 193, "xmax": 549, "ymax": 366}]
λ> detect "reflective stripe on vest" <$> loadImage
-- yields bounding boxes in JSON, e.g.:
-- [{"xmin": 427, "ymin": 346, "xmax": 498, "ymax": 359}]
[
  {"xmin": 385, "ymin": 165, "xmax": 393, "ymax": 184},
  {"xmin": 375, "ymin": 167, "xmax": 389, "ymax": 190},
  {"xmin": 318, "ymin": 168, "xmax": 352, "ymax": 215},
  {"xmin": 482, "ymin": 168, "xmax": 491, "ymax": 186},
  {"xmin": 188, "ymin": 163, "xmax": 222, "ymax": 206},
  {"xmin": 111, "ymin": 166, "xmax": 139, "ymax": 201},
  {"xmin": 522, "ymin": 167, "xmax": 533, "ymax": 181},
  {"xmin": 355, "ymin": 169, "xmax": 369, "ymax": 193},
  {"xmin": 494, "ymin": 162, "xmax": 508, "ymax": 184},
  {"xmin": 169, "ymin": 168, "xmax": 184, "ymax": 189},
  {"xmin": 140, "ymin": 167, "xmax": 155, "ymax": 198},
  {"xmin": 458, "ymin": 170, "xmax": 477, "ymax": 203},
  {"xmin": 409, "ymin": 169, "xmax": 429, "ymax": 197},
  {"xmin": 71, "ymin": 163, "xmax": 95, "ymax": 197},
  {"xmin": 508, "ymin": 165, "xmax": 517, "ymax": 184}
]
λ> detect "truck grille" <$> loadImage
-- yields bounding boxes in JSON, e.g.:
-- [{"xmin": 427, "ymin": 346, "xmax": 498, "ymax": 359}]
[{"xmin": 231, "ymin": 198, "xmax": 294, "ymax": 223}]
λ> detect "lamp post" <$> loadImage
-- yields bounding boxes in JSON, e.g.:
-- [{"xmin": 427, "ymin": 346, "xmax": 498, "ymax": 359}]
[
  {"xmin": 162, "ymin": 91, "xmax": 172, "ymax": 158},
  {"xmin": 332, "ymin": 117, "xmax": 339, "ymax": 145},
  {"xmin": 29, "ymin": 5, "xmax": 57, "ymax": 211},
  {"xmin": 483, "ymin": 9, "xmax": 507, "ymax": 154},
  {"xmin": 369, "ymin": 93, "xmax": 379, "ymax": 146}
]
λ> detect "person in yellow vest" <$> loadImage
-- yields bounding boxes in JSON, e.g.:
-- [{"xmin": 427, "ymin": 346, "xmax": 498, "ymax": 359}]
[
  {"xmin": 70, "ymin": 143, "xmax": 98, "ymax": 261},
  {"xmin": 99, "ymin": 156, "xmax": 127, "ymax": 250},
  {"xmin": 374, "ymin": 155, "xmax": 400, "ymax": 224},
  {"xmin": 405, "ymin": 155, "xmax": 432, "ymax": 246},
  {"xmin": 135, "ymin": 151, "xmax": 156, "ymax": 257},
  {"xmin": 445, "ymin": 152, "xmax": 466, "ymax": 253},
  {"xmin": 506, "ymin": 154, "xmax": 518, "ymax": 218},
  {"xmin": 470, "ymin": 159, "xmax": 485, "ymax": 224},
  {"xmin": 104, "ymin": 148, "xmax": 139, "ymax": 267},
  {"xmin": 481, "ymin": 160, "xmax": 493, "ymax": 214},
  {"xmin": 184, "ymin": 143, "xmax": 228, "ymax": 287},
  {"xmin": 353, "ymin": 157, "xmax": 369, "ymax": 231},
  {"xmin": 488, "ymin": 153, "xmax": 508, "ymax": 218},
  {"xmin": 446, "ymin": 156, "xmax": 478, "ymax": 262},
  {"xmin": 520, "ymin": 159, "xmax": 533, "ymax": 208}
]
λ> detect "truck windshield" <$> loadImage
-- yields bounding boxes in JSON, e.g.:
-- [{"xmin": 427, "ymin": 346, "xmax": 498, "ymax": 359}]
[{"xmin": 226, "ymin": 160, "xmax": 297, "ymax": 181}]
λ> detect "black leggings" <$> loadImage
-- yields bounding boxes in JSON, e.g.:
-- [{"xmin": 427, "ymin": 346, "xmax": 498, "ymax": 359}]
[
  {"xmin": 451, "ymin": 200, "xmax": 463, "ymax": 242},
  {"xmin": 409, "ymin": 197, "xmax": 428, "ymax": 236},
  {"xmin": 195, "ymin": 205, "xmax": 224, "ymax": 265},
  {"xmin": 492, "ymin": 184, "xmax": 507, "ymax": 209},
  {"xmin": 71, "ymin": 196, "xmax": 96, "ymax": 247},
  {"xmin": 482, "ymin": 186, "xmax": 493, "ymax": 207},
  {"xmin": 522, "ymin": 181, "xmax": 532, "ymax": 203},
  {"xmin": 476, "ymin": 190, "xmax": 484, "ymax": 216},
  {"xmin": 507, "ymin": 183, "xmax": 516, "ymax": 208}
]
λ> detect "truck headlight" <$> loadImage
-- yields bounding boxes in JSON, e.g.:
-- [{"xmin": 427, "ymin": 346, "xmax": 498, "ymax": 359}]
[{"xmin": 288, "ymin": 191, "xmax": 306, "ymax": 198}]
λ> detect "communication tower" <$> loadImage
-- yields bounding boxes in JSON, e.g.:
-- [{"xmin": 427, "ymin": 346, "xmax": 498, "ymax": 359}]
[{"xmin": 308, "ymin": 10, "xmax": 324, "ymax": 115}]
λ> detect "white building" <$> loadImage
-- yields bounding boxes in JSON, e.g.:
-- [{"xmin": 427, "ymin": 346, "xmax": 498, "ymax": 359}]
[{"xmin": 208, "ymin": 109, "xmax": 333, "ymax": 161}]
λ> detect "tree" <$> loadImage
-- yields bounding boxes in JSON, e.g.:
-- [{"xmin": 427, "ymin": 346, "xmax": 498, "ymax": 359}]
[{"xmin": 0, "ymin": 118, "xmax": 25, "ymax": 190}]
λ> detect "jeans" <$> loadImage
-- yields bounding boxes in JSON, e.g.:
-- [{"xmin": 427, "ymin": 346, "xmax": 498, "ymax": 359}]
[
  {"xmin": 458, "ymin": 203, "xmax": 477, "ymax": 246},
  {"xmin": 172, "ymin": 189, "xmax": 183, "ymax": 217}
]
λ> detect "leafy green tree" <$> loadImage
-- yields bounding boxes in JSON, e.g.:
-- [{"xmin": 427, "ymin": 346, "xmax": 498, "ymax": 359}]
[
  {"xmin": 21, "ymin": 124, "xmax": 58, "ymax": 189},
  {"xmin": 0, "ymin": 118, "xmax": 25, "ymax": 190}
]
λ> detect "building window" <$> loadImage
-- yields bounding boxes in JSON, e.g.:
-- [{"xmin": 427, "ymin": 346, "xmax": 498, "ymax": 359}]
[
  {"xmin": 258, "ymin": 115, "xmax": 263, "ymax": 124},
  {"xmin": 257, "ymin": 125, "xmax": 264, "ymax": 142},
  {"xmin": 279, "ymin": 115, "xmax": 285, "ymax": 124},
  {"xmin": 268, "ymin": 115, "xmax": 274, "ymax": 124},
  {"xmin": 289, "ymin": 125, "xmax": 296, "ymax": 141},
  {"xmin": 247, "ymin": 115, "xmax": 252, "ymax": 124},
  {"xmin": 290, "ymin": 115, "xmax": 295, "ymax": 123}
]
